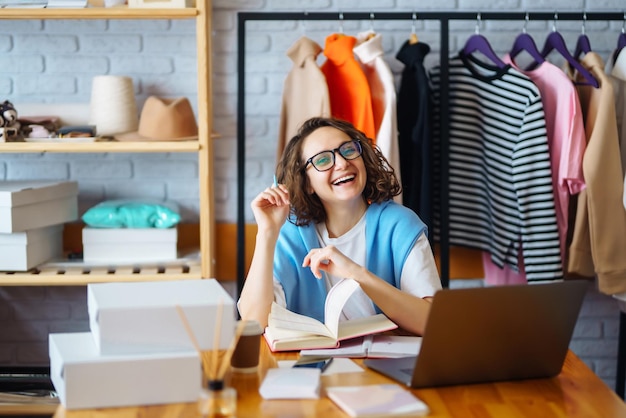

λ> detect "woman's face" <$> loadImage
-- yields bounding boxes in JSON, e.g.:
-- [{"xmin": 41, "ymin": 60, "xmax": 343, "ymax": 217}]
[{"xmin": 300, "ymin": 126, "xmax": 367, "ymax": 207}]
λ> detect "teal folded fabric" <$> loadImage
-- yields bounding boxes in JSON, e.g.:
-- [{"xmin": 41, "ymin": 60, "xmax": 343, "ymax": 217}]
[{"xmin": 82, "ymin": 200, "xmax": 181, "ymax": 228}]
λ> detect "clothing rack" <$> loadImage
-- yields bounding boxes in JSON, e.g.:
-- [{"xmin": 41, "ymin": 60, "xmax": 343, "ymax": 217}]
[
  {"xmin": 236, "ymin": 10, "xmax": 624, "ymax": 291},
  {"xmin": 236, "ymin": 9, "xmax": 626, "ymax": 396}
]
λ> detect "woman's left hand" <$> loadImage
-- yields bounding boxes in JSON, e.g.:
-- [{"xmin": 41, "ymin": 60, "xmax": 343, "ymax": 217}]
[{"xmin": 302, "ymin": 245, "xmax": 363, "ymax": 281}]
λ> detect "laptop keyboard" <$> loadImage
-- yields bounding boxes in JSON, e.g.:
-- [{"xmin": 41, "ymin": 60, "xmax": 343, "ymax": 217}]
[{"xmin": 0, "ymin": 368, "xmax": 54, "ymax": 392}]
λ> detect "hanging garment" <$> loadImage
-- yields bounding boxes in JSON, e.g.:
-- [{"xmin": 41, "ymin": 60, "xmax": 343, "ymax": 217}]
[
  {"xmin": 395, "ymin": 40, "xmax": 433, "ymax": 235},
  {"xmin": 277, "ymin": 36, "xmax": 331, "ymax": 159},
  {"xmin": 567, "ymin": 52, "xmax": 626, "ymax": 295},
  {"xmin": 429, "ymin": 54, "xmax": 562, "ymax": 282},
  {"xmin": 605, "ymin": 47, "xmax": 626, "ymax": 210},
  {"xmin": 481, "ymin": 55, "xmax": 587, "ymax": 286},
  {"xmin": 612, "ymin": 30, "xmax": 626, "ymax": 65},
  {"xmin": 608, "ymin": 48, "xmax": 626, "ymax": 172},
  {"xmin": 321, "ymin": 33, "xmax": 376, "ymax": 140},
  {"xmin": 353, "ymin": 30, "xmax": 402, "ymax": 204},
  {"xmin": 481, "ymin": 250, "xmax": 527, "ymax": 286}
]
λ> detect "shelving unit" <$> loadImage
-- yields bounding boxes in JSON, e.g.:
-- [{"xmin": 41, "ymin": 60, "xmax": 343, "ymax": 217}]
[{"xmin": 0, "ymin": 1, "xmax": 215, "ymax": 286}]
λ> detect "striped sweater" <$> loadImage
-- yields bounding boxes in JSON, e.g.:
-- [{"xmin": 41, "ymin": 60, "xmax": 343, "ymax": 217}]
[{"xmin": 429, "ymin": 54, "xmax": 563, "ymax": 282}]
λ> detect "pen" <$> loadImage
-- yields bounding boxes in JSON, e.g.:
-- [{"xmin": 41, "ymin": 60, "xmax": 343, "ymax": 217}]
[
  {"xmin": 273, "ymin": 174, "xmax": 278, "ymax": 187},
  {"xmin": 320, "ymin": 357, "xmax": 333, "ymax": 372}
]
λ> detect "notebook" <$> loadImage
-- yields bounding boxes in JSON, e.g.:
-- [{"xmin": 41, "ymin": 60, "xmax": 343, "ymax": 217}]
[{"xmin": 364, "ymin": 280, "xmax": 588, "ymax": 388}]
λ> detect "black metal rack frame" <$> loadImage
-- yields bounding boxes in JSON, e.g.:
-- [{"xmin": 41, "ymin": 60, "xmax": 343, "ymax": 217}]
[{"xmin": 237, "ymin": 10, "xmax": 624, "ymax": 289}]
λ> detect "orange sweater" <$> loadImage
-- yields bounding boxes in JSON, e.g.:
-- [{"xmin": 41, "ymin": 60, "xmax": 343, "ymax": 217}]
[{"xmin": 321, "ymin": 33, "xmax": 376, "ymax": 141}]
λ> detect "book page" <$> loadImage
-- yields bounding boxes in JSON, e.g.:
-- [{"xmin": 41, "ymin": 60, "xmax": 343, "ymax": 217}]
[
  {"xmin": 268, "ymin": 302, "xmax": 334, "ymax": 338},
  {"xmin": 324, "ymin": 278, "xmax": 360, "ymax": 338},
  {"xmin": 336, "ymin": 314, "xmax": 397, "ymax": 341}
]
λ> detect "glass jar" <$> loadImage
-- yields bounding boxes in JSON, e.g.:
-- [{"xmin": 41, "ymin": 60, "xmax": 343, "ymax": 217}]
[{"xmin": 198, "ymin": 379, "xmax": 236, "ymax": 418}]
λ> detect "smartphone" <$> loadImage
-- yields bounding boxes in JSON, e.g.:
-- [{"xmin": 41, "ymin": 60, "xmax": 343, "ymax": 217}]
[{"xmin": 292, "ymin": 356, "xmax": 333, "ymax": 372}]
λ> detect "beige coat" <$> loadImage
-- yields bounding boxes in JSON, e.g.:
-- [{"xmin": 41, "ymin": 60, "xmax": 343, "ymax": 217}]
[
  {"xmin": 277, "ymin": 37, "xmax": 331, "ymax": 161},
  {"xmin": 568, "ymin": 52, "xmax": 626, "ymax": 294}
]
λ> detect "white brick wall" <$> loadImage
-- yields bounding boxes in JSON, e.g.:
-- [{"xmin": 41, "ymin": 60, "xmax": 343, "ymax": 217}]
[{"xmin": 0, "ymin": 0, "xmax": 625, "ymax": 392}]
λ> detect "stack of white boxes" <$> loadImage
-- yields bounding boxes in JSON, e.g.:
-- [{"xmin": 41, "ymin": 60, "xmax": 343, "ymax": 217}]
[
  {"xmin": 0, "ymin": 180, "xmax": 79, "ymax": 271},
  {"xmin": 48, "ymin": 279, "xmax": 236, "ymax": 410}
]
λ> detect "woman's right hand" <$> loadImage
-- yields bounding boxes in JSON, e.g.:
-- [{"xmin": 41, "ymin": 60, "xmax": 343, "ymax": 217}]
[{"xmin": 250, "ymin": 182, "xmax": 290, "ymax": 234}]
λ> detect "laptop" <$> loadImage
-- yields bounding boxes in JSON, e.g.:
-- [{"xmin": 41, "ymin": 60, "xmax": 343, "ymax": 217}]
[
  {"xmin": 0, "ymin": 366, "xmax": 53, "ymax": 392},
  {"xmin": 364, "ymin": 280, "xmax": 588, "ymax": 388}
]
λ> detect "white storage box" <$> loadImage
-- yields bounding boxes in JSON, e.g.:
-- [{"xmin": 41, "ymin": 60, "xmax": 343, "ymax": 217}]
[
  {"xmin": 82, "ymin": 227, "xmax": 177, "ymax": 264},
  {"xmin": 88, "ymin": 279, "xmax": 236, "ymax": 355},
  {"xmin": 0, "ymin": 180, "xmax": 78, "ymax": 233},
  {"xmin": 0, "ymin": 225, "xmax": 63, "ymax": 271},
  {"xmin": 49, "ymin": 332, "xmax": 201, "ymax": 410}
]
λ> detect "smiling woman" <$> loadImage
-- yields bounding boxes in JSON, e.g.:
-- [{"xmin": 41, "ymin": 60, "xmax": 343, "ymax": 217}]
[
  {"xmin": 237, "ymin": 117, "xmax": 442, "ymax": 337},
  {"xmin": 279, "ymin": 118, "xmax": 399, "ymax": 227}
]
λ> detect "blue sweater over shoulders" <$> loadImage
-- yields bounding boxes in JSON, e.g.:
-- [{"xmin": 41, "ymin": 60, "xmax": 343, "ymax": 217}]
[{"xmin": 274, "ymin": 200, "xmax": 427, "ymax": 322}]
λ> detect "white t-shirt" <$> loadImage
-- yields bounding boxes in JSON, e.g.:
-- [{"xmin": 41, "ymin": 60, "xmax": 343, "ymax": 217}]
[{"xmin": 273, "ymin": 213, "xmax": 441, "ymax": 320}]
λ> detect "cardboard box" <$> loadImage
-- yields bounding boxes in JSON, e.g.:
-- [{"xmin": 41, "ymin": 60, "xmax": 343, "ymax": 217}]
[
  {"xmin": 49, "ymin": 332, "xmax": 201, "ymax": 410},
  {"xmin": 82, "ymin": 227, "xmax": 178, "ymax": 264},
  {"xmin": 0, "ymin": 180, "xmax": 78, "ymax": 233},
  {"xmin": 88, "ymin": 279, "xmax": 236, "ymax": 355},
  {"xmin": 0, "ymin": 225, "xmax": 63, "ymax": 271}
]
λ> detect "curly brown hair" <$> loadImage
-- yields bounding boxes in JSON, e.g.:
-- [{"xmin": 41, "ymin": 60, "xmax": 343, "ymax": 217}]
[{"xmin": 276, "ymin": 117, "xmax": 401, "ymax": 226}]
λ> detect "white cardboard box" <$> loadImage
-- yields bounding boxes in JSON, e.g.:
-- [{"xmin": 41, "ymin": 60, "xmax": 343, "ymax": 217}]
[
  {"xmin": 82, "ymin": 227, "xmax": 178, "ymax": 264},
  {"xmin": 0, "ymin": 180, "xmax": 78, "ymax": 233},
  {"xmin": 88, "ymin": 279, "xmax": 236, "ymax": 355},
  {"xmin": 0, "ymin": 224, "xmax": 63, "ymax": 271},
  {"xmin": 49, "ymin": 332, "xmax": 201, "ymax": 410}
]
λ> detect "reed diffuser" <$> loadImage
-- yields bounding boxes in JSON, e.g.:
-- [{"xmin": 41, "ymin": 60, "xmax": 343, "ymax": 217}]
[{"xmin": 177, "ymin": 301, "xmax": 245, "ymax": 418}]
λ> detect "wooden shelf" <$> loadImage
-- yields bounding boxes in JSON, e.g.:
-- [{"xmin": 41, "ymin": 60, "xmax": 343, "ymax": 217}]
[
  {"xmin": 0, "ymin": 6, "xmax": 197, "ymax": 20},
  {"xmin": 0, "ymin": 0, "xmax": 216, "ymax": 283},
  {"xmin": 0, "ymin": 258, "xmax": 202, "ymax": 286},
  {"xmin": 0, "ymin": 140, "xmax": 201, "ymax": 153}
]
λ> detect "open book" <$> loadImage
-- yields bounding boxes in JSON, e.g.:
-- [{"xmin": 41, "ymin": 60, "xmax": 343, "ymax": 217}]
[{"xmin": 264, "ymin": 278, "xmax": 397, "ymax": 352}]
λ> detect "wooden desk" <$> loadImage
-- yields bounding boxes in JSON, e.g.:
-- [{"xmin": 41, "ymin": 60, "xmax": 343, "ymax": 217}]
[{"xmin": 6, "ymin": 343, "xmax": 625, "ymax": 418}]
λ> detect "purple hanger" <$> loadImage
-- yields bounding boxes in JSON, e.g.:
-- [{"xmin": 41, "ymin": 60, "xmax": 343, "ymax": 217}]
[
  {"xmin": 540, "ymin": 31, "xmax": 599, "ymax": 88},
  {"xmin": 510, "ymin": 32, "xmax": 544, "ymax": 64},
  {"xmin": 618, "ymin": 32, "xmax": 626, "ymax": 50},
  {"xmin": 573, "ymin": 34, "xmax": 592, "ymax": 60},
  {"xmin": 461, "ymin": 34, "xmax": 506, "ymax": 68}
]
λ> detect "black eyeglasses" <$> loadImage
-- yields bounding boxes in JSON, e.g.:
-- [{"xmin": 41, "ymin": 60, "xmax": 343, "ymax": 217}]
[{"xmin": 304, "ymin": 140, "xmax": 363, "ymax": 172}]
